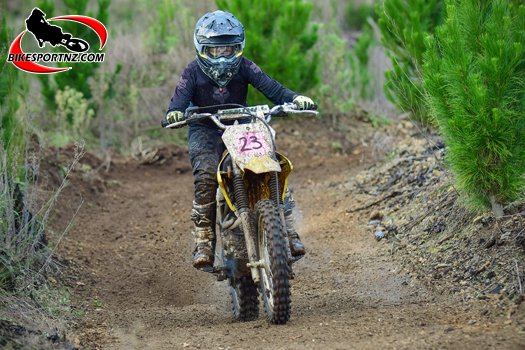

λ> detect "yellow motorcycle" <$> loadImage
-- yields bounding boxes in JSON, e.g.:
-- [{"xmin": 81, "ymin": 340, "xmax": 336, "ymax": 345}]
[{"xmin": 165, "ymin": 103, "xmax": 318, "ymax": 324}]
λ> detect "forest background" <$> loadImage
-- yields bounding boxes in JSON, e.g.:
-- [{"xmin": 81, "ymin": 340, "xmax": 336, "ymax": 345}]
[{"xmin": 2, "ymin": 0, "xmax": 390, "ymax": 156}]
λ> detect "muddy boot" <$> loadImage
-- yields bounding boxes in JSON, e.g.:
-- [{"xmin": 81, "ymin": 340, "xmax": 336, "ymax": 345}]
[
  {"xmin": 283, "ymin": 190, "xmax": 305, "ymax": 258},
  {"xmin": 190, "ymin": 201, "xmax": 216, "ymax": 269}
]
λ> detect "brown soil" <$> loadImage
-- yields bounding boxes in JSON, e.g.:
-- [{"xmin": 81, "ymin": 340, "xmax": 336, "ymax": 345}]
[
  {"xmin": 344, "ymin": 134, "xmax": 525, "ymax": 306},
  {"xmin": 46, "ymin": 114, "xmax": 525, "ymax": 349}
]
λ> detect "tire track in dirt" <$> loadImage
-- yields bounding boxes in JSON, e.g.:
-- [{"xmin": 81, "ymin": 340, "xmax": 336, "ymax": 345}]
[{"xmin": 51, "ymin": 118, "xmax": 524, "ymax": 349}]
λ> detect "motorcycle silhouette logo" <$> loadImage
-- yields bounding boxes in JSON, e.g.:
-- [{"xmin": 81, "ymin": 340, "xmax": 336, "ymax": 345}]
[
  {"xmin": 26, "ymin": 8, "xmax": 90, "ymax": 53},
  {"xmin": 7, "ymin": 7, "xmax": 107, "ymax": 74}
]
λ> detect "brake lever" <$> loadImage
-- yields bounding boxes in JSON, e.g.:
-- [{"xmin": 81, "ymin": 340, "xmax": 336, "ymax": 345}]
[{"xmin": 269, "ymin": 105, "xmax": 287, "ymax": 118}]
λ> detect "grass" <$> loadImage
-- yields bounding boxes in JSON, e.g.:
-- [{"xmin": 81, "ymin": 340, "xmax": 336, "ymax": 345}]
[
  {"xmin": 386, "ymin": 150, "xmax": 397, "ymax": 159},
  {"xmin": 366, "ymin": 114, "xmax": 391, "ymax": 128},
  {"xmin": 428, "ymin": 247, "xmax": 438, "ymax": 254},
  {"xmin": 331, "ymin": 142, "xmax": 343, "ymax": 151},
  {"xmin": 0, "ymin": 115, "xmax": 85, "ymax": 346}
]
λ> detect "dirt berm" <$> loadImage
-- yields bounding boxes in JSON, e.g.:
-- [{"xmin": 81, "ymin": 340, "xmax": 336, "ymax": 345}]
[{"xmin": 45, "ymin": 111, "xmax": 524, "ymax": 349}]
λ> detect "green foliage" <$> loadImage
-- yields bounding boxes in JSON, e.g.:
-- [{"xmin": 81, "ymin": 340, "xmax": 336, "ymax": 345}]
[
  {"xmin": 331, "ymin": 141, "xmax": 343, "ymax": 150},
  {"xmin": 316, "ymin": 19, "xmax": 373, "ymax": 115},
  {"xmin": 354, "ymin": 30, "xmax": 373, "ymax": 98},
  {"xmin": 376, "ymin": 0, "xmax": 444, "ymax": 122},
  {"xmin": 0, "ymin": 8, "xmax": 27, "ymax": 162},
  {"xmin": 143, "ymin": 0, "xmax": 198, "ymax": 53},
  {"xmin": 317, "ymin": 30, "xmax": 354, "ymax": 113},
  {"xmin": 423, "ymin": 0, "xmax": 525, "ymax": 211},
  {"xmin": 354, "ymin": 30, "xmax": 372, "ymax": 67},
  {"xmin": 38, "ymin": 0, "xmax": 111, "ymax": 110},
  {"xmin": 146, "ymin": 0, "xmax": 179, "ymax": 53},
  {"xmin": 345, "ymin": 1, "xmax": 379, "ymax": 30},
  {"xmin": 367, "ymin": 113, "xmax": 390, "ymax": 128},
  {"xmin": 215, "ymin": 0, "xmax": 320, "ymax": 105},
  {"xmin": 48, "ymin": 86, "xmax": 95, "ymax": 146}
]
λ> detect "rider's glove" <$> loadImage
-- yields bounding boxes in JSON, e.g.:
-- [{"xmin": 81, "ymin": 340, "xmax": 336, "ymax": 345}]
[
  {"xmin": 293, "ymin": 95, "xmax": 316, "ymax": 110},
  {"xmin": 161, "ymin": 110, "xmax": 185, "ymax": 128}
]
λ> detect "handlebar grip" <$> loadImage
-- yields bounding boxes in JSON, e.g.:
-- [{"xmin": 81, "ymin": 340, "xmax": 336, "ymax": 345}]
[
  {"xmin": 312, "ymin": 102, "xmax": 318, "ymax": 111},
  {"xmin": 161, "ymin": 119, "xmax": 169, "ymax": 128}
]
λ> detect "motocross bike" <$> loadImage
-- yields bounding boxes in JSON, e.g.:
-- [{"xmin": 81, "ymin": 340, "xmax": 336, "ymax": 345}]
[{"xmin": 163, "ymin": 103, "xmax": 318, "ymax": 324}]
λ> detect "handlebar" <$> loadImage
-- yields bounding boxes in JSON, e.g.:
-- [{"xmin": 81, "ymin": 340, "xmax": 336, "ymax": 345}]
[{"xmin": 161, "ymin": 102, "xmax": 319, "ymax": 129}]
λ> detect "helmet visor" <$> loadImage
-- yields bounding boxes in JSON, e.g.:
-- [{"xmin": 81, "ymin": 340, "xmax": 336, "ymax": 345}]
[{"xmin": 204, "ymin": 45, "xmax": 239, "ymax": 59}]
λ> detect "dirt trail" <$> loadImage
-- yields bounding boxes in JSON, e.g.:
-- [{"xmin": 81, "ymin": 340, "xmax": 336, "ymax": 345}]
[{"xmin": 50, "ymin": 116, "xmax": 523, "ymax": 349}]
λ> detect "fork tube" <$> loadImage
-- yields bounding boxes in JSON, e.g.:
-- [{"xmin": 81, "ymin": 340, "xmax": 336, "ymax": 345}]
[
  {"xmin": 269, "ymin": 172, "xmax": 282, "ymax": 206},
  {"xmin": 231, "ymin": 162, "xmax": 261, "ymax": 283}
]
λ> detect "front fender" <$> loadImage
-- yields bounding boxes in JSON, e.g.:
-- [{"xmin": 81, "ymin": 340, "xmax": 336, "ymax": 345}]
[
  {"xmin": 217, "ymin": 152, "xmax": 293, "ymax": 212},
  {"xmin": 244, "ymin": 155, "xmax": 281, "ymax": 174}
]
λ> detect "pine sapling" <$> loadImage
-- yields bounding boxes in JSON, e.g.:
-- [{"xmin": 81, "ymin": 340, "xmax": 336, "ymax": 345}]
[
  {"xmin": 376, "ymin": 0, "xmax": 444, "ymax": 123},
  {"xmin": 423, "ymin": 0, "xmax": 525, "ymax": 216}
]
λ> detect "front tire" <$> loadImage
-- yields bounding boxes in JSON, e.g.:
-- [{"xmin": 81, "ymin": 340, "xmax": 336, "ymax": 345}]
[
  {"xmin": 253, "ymin": 199, "xmax": 291, "ymax": 324},
  {"xmin": 229, "ymin": 277, "xmax": 259, "ymax": 321}
]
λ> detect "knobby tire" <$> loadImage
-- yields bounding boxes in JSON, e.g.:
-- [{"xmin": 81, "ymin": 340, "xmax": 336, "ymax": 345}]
[
  {"xmin": 254, "ymin": 199, "xmax": 291, "ymax": 324},
  {"xmin": 229, "ymin": 277, "xmax": 259, "ymax": 321}
]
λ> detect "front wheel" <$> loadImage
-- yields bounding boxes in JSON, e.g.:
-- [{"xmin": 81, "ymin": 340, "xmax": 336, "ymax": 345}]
[
  {"xmin": 229, "ymin": 277, "xmax": 259, "ymax": 321},
  {"xmin": 253, "ymin": 199, "xmax": 291, "ymax": 324}
]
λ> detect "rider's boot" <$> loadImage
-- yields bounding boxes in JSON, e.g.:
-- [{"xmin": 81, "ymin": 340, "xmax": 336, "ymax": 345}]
[
  {"xmin": 283, "ymin": 190, "xmax": 305, "ymax": 258},
  {"xmin": 190, "ymin": 201, "xmax": 216, "ymax": 269}
]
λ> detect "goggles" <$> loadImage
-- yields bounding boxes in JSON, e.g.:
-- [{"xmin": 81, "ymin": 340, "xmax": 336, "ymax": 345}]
[{"xmin": 204, "ymin": 45, "xmax": 240, "ymax": 59}]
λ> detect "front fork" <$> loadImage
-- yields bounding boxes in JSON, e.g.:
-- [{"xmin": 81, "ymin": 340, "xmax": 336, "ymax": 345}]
[
  {"xmin": 231, "ymin": 162, "xmax": 294, "ymax": 284},
  {"xmin": 231, "ymin": 161, "xmax": 261, "ymax": 283}
]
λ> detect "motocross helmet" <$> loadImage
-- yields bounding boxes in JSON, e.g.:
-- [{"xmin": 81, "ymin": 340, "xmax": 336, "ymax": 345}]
[{"xmin": 194, "ymin": 10, "xmax": 245, "ymax": 87}]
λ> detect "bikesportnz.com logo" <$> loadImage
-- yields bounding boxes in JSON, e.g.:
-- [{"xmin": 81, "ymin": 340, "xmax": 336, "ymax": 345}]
[
  {"xmin": 7, "ymin": 7, "xmax": 108, "ymax": 74},
  {"xmin": 8, "ymin": 52, "xmax": 105, "ymax": 63}
]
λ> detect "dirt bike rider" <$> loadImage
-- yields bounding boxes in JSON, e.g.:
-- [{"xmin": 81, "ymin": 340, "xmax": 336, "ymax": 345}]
[
  {"xmin": 163, "ymin": 10, "xmax": 315, "ymax": 269},
  {"xmin": 26, "ymin": 8, "xmax": 68, "ymax": 48}
]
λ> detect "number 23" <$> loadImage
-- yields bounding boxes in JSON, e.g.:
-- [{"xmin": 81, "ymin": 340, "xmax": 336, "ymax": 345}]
[{"xmin": 240, "ymin": 136, "xmax": 263, "ymax": 151}]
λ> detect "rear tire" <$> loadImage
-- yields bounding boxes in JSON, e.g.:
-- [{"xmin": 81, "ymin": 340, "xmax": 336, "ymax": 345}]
[
  {"xmin": 253, "ymin": 199, "xmax": 291, "ymax": 324},
  {"xmin": 229, "ymin": 277, "xmax": 259, "ymax": 321}
]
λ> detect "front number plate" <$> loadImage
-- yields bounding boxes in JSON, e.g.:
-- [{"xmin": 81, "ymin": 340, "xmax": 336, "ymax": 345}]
[{"xmin": 235, "ymin": 131, "xmax": 269, "ymax": 156}]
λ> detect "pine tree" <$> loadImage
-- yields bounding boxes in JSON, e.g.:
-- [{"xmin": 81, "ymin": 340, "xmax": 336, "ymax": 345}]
[
  {"xmin": 215, "ymin": 0, "xmax": 319, "ymax": 105},
  {"xmin": 345, "ymin": 1, "xmax": 379, "ymax": 31},
  {"xmin": 423, "ymin": 0, "xmax": 525, "ymax": 216},
  {"xmin": 376, "ymin": 0, "xmax": 444, "ymax": 122}
]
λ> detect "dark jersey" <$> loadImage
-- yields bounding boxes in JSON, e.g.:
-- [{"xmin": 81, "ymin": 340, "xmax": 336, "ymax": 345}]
[{"xmin": 167, "ymin": 57, "xmax": 297, "ymax": 115}]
